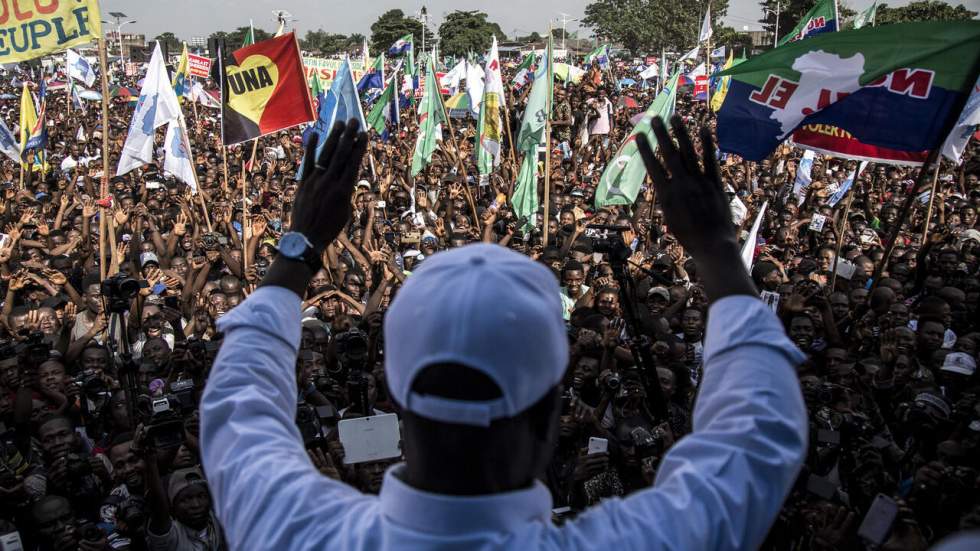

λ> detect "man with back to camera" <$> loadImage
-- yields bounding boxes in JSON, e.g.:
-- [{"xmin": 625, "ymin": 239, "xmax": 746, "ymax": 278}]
[{"xmin": 200, "ymin": 117, "xmax": 808, "ymax": 550}]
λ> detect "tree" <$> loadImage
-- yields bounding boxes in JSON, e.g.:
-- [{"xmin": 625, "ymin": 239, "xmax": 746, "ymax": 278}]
[
  {"xmin": 153, "ymin": 32, "xmax": 181, "ymax": 53},
  {"xmin": 369, "ymin": 9, "xmax": 434, "ymax": 56},
  {"xmin": 207, "ymin": 26, "xmax": 272, "ymax": 51},
  {"xmin": 875, "ymin": 1, "xmax": 977, "ymax": 25},
  {"xmin": 713, "ymin": 26, "xmax": 753, "ymax": 57},
  {"xmin": 758, "ymin": 0, "xmax": 855, "ymax": 40},
  {"xmin": 583, "ymin": 0, "xmax": 729, "ymax": 55},
  {"xmin": 301, "ymin": 29, "xmax": 356, "ymax": 56},
  {"xmin": 437, "ymin": 11, "xmax": 506, "ymax": 58}
]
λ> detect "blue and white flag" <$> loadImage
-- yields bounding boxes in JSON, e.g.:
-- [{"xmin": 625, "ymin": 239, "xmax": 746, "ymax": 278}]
[
  {"xmin": 67, "ymin": 49, "xmax": 95, "ymax": 87},
  {"xmin": 792, "ymin": 149, "xmax": 816, "ymax": 202},
  {"xmin": 710, "ymin": 46, "xmax": 726, "ymax": 59},
  {"xmin": 300, "ymin": 57, "xmax": 367, "ymax": 176},
  {"xmin": 117, "ymin": 42, "xmax": 182, "ymax": 176},
  {"xmin": 828, "ymin": 161, "xmax": 869, "ymax": 207},
  {"xmin": 163, "ymin": 117, "xmax": 197, "ymax": 191},
  {"xmin": 0, "ymin": 117, "xmax": 21, "ymax": 163},
  {"xmin": 389, "ymin": 34, "xmax": 413, "ymax": 55}
]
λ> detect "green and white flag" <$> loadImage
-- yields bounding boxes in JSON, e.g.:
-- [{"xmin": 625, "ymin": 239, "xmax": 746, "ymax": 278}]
[
  {"xmin": 512, "ymin": 36, "xmax": 552, "ymax": 228},
  {"xmin": 583, "ymin": 44, "xmax": 608, "ymax": 67},
  {"xmin": 853, "ymin": 1, "xmax": 877, "ymax": 29},
  {"xmin": 512, "ymin": 52, "xmax": 535, "ymax": 88},
  {"xmin": 594, "ymin": 70, "xmax": 680, "ymax": 208},
  {"xmin": 410, "ymin": 59, "xmax": 447, "ymax": 176},
  {"xmin": 477, "ymin": 36, "xmax": 504, "ymax": 175},
  {"xmin": 366, "ymin": 70, "xmax": 398, "ymax": 135},
  {"xmin": 511, "ymin": 152, "xmax": 539, "ymax": 230},
  {"xmin": 242, "ymin": 20, "xmax": 255, "ymax": 48}
]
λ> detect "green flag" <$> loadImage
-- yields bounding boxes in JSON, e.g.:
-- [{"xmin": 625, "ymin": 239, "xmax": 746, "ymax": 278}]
[
  {"xmin": 242, "ymin": 21, "xmax": 255, "ymax": 48},
  {"xmin": 853, "ymin": 1, "xmax": 877, "ymax": 29},
  {"xmin": 367, "ymin": 72, "xmax": 397, "ymax": 135},
  {"xmin": 511, "ymin": 152, "xmax": 539, "ymax": 231},
  {"xmin": 594, "ymin": 70, "xmax": 681, "ymax": 208},
  {"xmin": 516, "ymin": 38, "xmax": 553, "ymax": 152},
  {"xmin": 309, "ymin": 72, "xmax": 324, "ymax": 98},
  {"xmin": 583, "ymin": 44, "xmax": 607, "ymax": 66},
  {"xmin": 512, "ymin": 52, "xmax": 535, "ymax": 88},
  {"xmin": 411, "ymin": 59, "xmax": 447, "ymax": 176},
  {"xmin": 777, "ymin": 0, "xmax": 838, "ymax": 46}
]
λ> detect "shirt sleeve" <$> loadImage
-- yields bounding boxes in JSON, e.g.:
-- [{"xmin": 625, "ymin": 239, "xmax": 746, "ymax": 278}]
[
  {"xmin": 200, "ymin": 286, "xmax": 372, "ymax": 551},
  {"xmin": 558, "ymin": 295, "xmax": 808, "ymax": 551}
]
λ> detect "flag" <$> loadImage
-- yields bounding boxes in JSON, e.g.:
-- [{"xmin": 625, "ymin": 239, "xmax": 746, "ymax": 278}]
[
  {"xmin": 678, "ymin": 46, "xmax": 700, "ymax": 64},
  {"xmin": 710, "ymin": 46, "xmax": 726, "ymax": 59},
  {"xmin": 66, "ymin": 49, "xmax": 95, "ymax": 87},
  {"xmin": 410, "ymin": 58, "xmax": 447, "ymax": 176},
  {"xmin": 221, "ymin": 33, "xmax": 315, "ymax": 146},
  {"xmin": 511, "ymin": 152, "xmax": 539, "ymax": 231},
  {"xmin": 389, "ymin": 34, "xmax": 413, "ymax": 55},
  {"xmin": 163, "ymin": 118, "xmax": 197, "ymax": 190},
  {"xmin": 0, "ymin": 116, "xmax": 21, "ymax": 164},
  {"xmin": 639, "ymin": 64, "xmax": 659, "ymax": 80},
  {"xmin": 358, "ymin": 52, "xmax": 385, "ymax": 92},
  {"xmin": 717, "ymin": 22, "xmax": 980, "ymax": 163},
  {"xmin": 699, "ymin": 7, "xmax": 713, "ymax": 43},
  {"xmin": 70, "ymin": 81, "xmax": 86, "ymax": 113},
  {"xmin": 741, "ymin": 201, "xmax": 768, "ymax": 270},
  {"xmin": 0, "ymin": 0, "xmax": 101, "ymax": 65},
  {"xmin": 827, "ymin": 161, "xmax": 869, "ymax": 206},
  {"xmin": 778, "ymin": 0, "xmax": 838, "ymax": 46},
  {"xmin": 366, "ymin": 71, "xmax": 400, "ymax": 139},
  {"xmin": 516, "ymin": 38, "xmax": 553, "ymax": 152},
  {"xmin": 465, "ymin": 60, "xmax": 485, "ymax": 115},
  {"xmin": 584, "ymin": 45, "xmax": 609, "ymax": 68},
  {"xmin": 477, "ymin": 36, "xmax": 504, "ymax": 175},
  {"xmin": 19, "ymin": 82, "xmax": 47, "ymax": 161},
  {"xmin": 710, "ymin": 51, "xmax": 736, "ymax": 112},
  {"xmin": 242, "ymin": 20, "xmax": 255, "ymax": 47},
  {"xmin": 941, "ymin": 75, "xmax": 980, "ymax": 164},
  {"xmin": 118, "ymin": 43, "xmax": 182, "ymax": 175},
  {"xmin": 853, "ymin": 1, "xmax": 877, "ymax": 30},
  {"xmin": 363, "ymin": 39, "xmax": 371, "ymax": 67},
  {"xmin": 301, "ymin": 57, "xmax": 367, "ymax": 172},
  {"xmin": 793, "ymin": 149, "xmax": 816, "ymax": 201},
  {"xmin": 309, "ymin": 72, "xmax": 325, "ymax": 111},
  {"xmin": 440, "ymin": 60, "xmax": 467, "ymax": 94},
  {"xmin": 594, "ymin": 70, "xmax": 681, "ymax": 208},
  {"xmin": 173, "ymin": 43, "xmax": 190, "ymax": 100},
  {"xmin": 190, "ymin": 82, "xmax": 220, "ymax": 109},
  {"xmin": 512, "ymin": 53, "xmax": 535, "ymax": 89}
]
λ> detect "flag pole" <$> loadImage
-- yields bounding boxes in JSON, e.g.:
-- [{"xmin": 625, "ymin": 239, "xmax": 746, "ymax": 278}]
[
  {"xmin": 439, "ymin": 94, "xmax": 481, "ymax": 232},
  {"xmin": 829, "ymin": 189, "xmax": 854, "ymax": 291},
  {"xmin": 543, "ymin": 29, "xmax": 553, "ymax": 248},
  {"xmin": 98, "ymin": 36, "xmax": 112, "ymax": 280},
  {"xmin": 920, "ymin": 163, "xmax": 941, "ymax": 245},
  {"xmin": 502, "ymin": 88, "xmax": 518, "ymax": 169}
]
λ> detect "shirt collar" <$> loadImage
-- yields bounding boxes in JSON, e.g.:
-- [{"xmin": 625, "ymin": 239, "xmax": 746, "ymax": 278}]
[{"xmin": 379, "ymin": 464, "xmax": 553, "ymax": 535}]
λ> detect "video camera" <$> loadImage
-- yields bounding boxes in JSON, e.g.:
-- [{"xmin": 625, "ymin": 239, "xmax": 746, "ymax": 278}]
[
  {"xmin": 295, "ymin": 402, "xmax": 337, "ymax": 446},
  {"xmin": 137, "ymin": 380, "xmax": 197, "ymax": 450},
  {"xmin": 101, "ymin": 273, "xmax": 149, "ymax": 314},
  {"xmin": 584, "ymin": 224, "xmax": 633, "ymax": 262}
]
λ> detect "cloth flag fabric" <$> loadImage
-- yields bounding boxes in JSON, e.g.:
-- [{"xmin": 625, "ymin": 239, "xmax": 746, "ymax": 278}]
[
  {"xmin": 678, "ymin": 46, "xmax": 700, "ymax": 64},
  {"xmin": 163, "ymin": 118, "xmax": 197, "ymax": 191},
  {"xmin": 0, "ymin": 114, "xmax": 21, "ymax": 164},
  {"xmin": 410, "ymin": 59, "xmax": 447, "ymax": 176},
  {"xmin": 512, "ymin": 37, "xmax": 553, "ymax": 229},
  {"xmin": 358, "ymin": 53, "xmax": 385, "ymax": 92},
  {"xmin": 741, "ymin": 201, "xmax": 768, "ymax": 270},
  {"xmin": 66, "ymin": 49, "xmax": 95, "ymax": 87},
  {"xmin": 0, "ymin": 0, "xmax": 101, "ymax": 65},
  {"xmin": 477, "ymin": 36, "xmax": 504, "ymax": 175},
  {"xmin": 512, "ymin": 53, "xmax": 535, "ymax": 89},
  {"xmin": 190, "ymin": 83, "xmax": 220, "ymax": 109},
  {"xmin": 778, "ymin": 0, "xmax": 838, "ymax": 46},
  {"xmin": 19, "ymin": 82, "xmax": 47, "ymax": 162},
  {"xmin": 440, "ymin": 60, "xmax": 466, "ymax": 94},
  {"xmin": 717, "ymin": 22, "xmax": 980, "ymax": 163},
  {"xmin": 242, "ymin": 21, "xmax": 255, "ymax": 48},
  {"xmin": 827, "ymin": 161, "xmax": 869, "ymax": 206},
  {"xmin": 584, "ymin": 45, "xmax": 609, "ymax": 68},
  {"xmin": 465, "ymin": 61, "xmax": 486, "ymax": 116},
  {"xmin": 366, "ymin": 70, "xmax": 400, "ymax": 139},
  {"xmin": 511, "ymin": 153, "xmax": 539, "ymax": 231},
  {"xmin": 853, "ymin": 1, "xmax": 877, "ymax": 30},
  {"xmin": 699, "ymin": 7, "xmax": 713, "ymax": 43},
  {"xmin": 300, "ymin": 57, "xmax": 366, "ymax": 173},
  {"xmin": 220, "ymin": 33, "xmax": 315, "ymax": 146},
  {"xmin": 710, "ymin": 46, "xmax": 726, "ymax": 59},
  {"xmin": 792, "ymin": 149, "xmax": 816, "ymax": 201},
  {"xmin": 594, "ymin": 70, "xmax": 681, "ymax": 208},
  {"xmin": 710, "ymin": 52, "xmax": 736, "ymax": 112},
  {"xmin": 941, "ymin": 76, "xmax": 980, "ymax": 164},
  {"xmin": 173, "ymin": 43, "xmax": 191, "ymax": 99},
  {"xmin": 639, "ymin": 64, "xmax": 659, "ymax": 80},
  {"xmin": 389, "ymin": 34, "xmax": 413, "ymax": 55},
  {"xmin": 118, "ymin": 43, "xmax": 182, "ymax": 175}
]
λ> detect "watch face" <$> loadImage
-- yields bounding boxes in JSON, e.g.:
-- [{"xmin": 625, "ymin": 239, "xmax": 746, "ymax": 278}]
[{"xmin": 279, "ymin": 233, "xmax": 307, "ymax": 258}]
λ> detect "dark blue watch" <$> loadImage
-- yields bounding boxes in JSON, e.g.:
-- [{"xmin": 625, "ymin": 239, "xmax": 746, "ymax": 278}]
[{"xmin": 277, "ymin": 232, "xmax": 321, "ymax": 271}]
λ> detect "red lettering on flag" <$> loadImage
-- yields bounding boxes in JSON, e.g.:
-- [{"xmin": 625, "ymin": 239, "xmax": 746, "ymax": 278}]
[
  {"xmin": 888, "ymin": 68, "xmax": 934, "ymax": 99},
  {"xmin": 749, "ymin": 75, "xmax": 780, "ymax": 105}
]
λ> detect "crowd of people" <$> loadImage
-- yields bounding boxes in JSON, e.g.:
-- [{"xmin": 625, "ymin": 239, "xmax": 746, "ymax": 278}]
[{"xmin": 0, "ymin": 40, "xmax": 978, "ymax": 551}]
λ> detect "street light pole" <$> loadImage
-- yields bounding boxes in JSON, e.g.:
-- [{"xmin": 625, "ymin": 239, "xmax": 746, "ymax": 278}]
[
  {"xmin": 774, "ymin": 0, "xmax": 781, "ymax": 47},
  {"xmin": 418, "ymin": 6, "xmax": 428, "ymax": 57}
]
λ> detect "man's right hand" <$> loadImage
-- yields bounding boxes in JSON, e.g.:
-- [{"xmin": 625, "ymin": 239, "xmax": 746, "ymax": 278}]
[{"xmin": 636, "ymin": 116, "xmax": 756, "ymax": 303}]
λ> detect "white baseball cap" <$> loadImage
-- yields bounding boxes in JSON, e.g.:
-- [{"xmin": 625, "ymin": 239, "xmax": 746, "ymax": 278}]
[
  {"xmin": 941, "ymin": 352, "xmax": 977, "ymax": 376},
  {"xmin": 384, "ymin": 244, "xmax": 568, "ymax": 427}
]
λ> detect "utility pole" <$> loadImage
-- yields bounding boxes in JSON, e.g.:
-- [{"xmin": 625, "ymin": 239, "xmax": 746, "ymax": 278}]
[
  {"xmin": 418, "ymin": 6, "xmax": 428, "ymax": 56},
  {"xmin": 557, "ymin": 12, "xmax": 576, "ymax": 54}
]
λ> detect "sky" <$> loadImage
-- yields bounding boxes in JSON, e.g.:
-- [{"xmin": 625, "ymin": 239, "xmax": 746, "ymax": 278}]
[{"xmin": 101, "ymin": 0, "xmax": 980, "ymax": 42}]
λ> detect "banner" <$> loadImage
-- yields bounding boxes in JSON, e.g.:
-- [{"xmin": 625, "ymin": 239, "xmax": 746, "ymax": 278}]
[
  {"xmin": 0, "ymin": 0, "xmax": 102, "ymax": 64},
  {"xmin": 793, "ymin": 123, "xmax": 928, "ymax": 165},
  {"xmin": 303, "ymin": 57, "xmax": 365, "ymax": 90},
  {"xmin": 778, "ymin": 0, "xmax": 837, "ymax": 46},
  {"xmin": 221, "ymin": 33, "xmax": 315, "ymax": 146},
  {"xmin": 188, "ymin": 54, "xmax": 212, "ymax": 78}
]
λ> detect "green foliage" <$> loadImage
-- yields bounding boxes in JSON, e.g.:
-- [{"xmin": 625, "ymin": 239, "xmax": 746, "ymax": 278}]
[
  {"xmin": 876, "ymin": 1, "xmax": 977, "ymax": 24},
  {"xmin": 437, "ymin": 11, "xmax": 506, "ymax": 58},
  {"xmin": 206, "ymin": 26, "xmax": 272, "ymax": 51},
  {"xmin": 713, "ymin": 26, "xmax": 753, "ymax": 56},
  {"xmin": 369, "ymin": 9, "xmax": 435, "ymax": 55},
  {"xmin": 583, "ymin": 0, "xmax": 729, "ymax": 55},
  {"xmin": 301, "ymin": 29, "xmax": 362, "ymax": 56},
  {"xmin": 154, "ymin": 32, "xmax": 181, "ymax": 53}
]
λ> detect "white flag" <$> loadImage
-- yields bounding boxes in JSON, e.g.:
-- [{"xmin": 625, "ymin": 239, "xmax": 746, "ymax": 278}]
[
  {"xmin": 741, "ymin": 201, "xmax": 768, "ymax": 270},
  {"xmin": 66, "ymin": 49, "xmax": 95, "ymax": 87},
  {"xmin": 439, "ymin": 60, "xmax": 466, "ymax": 95},
  {"xmin": 190, "ymin": 82, "xmax": 220, "ymax": 109},
  {"xmin": 639, "ymin": 64, "xmax": 659, "ymax": 80},
  {"xmin": 941, "ymin": 76, "xmax": 980, "ymax": 165},
  {"xmin": 465, "ymin": 61, "xmax": 485, "ymax": 115},
  {"xmin": 792, "ymin": 150, "xmax": 816, "ymax": 201},
  {"xmin": 699, "ymin": 7, "xmax": 713, "ymax": 43},
  {"xmin": 117, "ymin": 42, "xmax": 182, "ymax": 176},
  {"xmin": 0, "ymin": 117, "xmax": 21, "ymax": 164},
  {"xmin": 163, "ymin": 118, "xmax": 197, "ymax": 191},
  {"xmin": 687, "ymin": 62, "xmax": 707, "ymax": 79},
  {"xmin": 678, "ymin": 46, "xmax": 700, "ymax": 64},
  {"xmin": 75, "ymin": 124, "xmax": 86, "ymax": 143}
]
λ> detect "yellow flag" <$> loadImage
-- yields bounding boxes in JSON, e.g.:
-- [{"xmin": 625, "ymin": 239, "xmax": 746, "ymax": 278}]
[
  {"xmin": 710, "ymin": 51, "xmax": 734, "ymax": 112},
  {"xmin": 19, "ymin": 83, "xmax": 37, "ymax": 153},
  {"xmin": 0, "ymin": 0, "xmax": 102, "ymax": 64}
]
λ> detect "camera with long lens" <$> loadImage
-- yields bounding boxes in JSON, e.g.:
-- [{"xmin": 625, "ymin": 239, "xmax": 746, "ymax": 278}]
[
  {"xmin": 101, "ymin": 274, "xmax": 148, "ymax": 313},
  {"xmin": 335, "ymin": 328, "xmax": 369, "ymax": 374},
  {"xmin": 584, "ymin": 224, "xmax": 632, "ymax": 262},
  {"xmin": 116, "ymin": 496, "xmax": 146, "ymax": 535},
  {"xmin": 16, "ymin": 330, "xmax": 51, "ymax": 366},
  {"xmin": 630, "ymin": 426, "xmax": 664, "ymax": 459},
  {"xmin": 200, "ymin": 232, "xmax": 227, "ymax": 251},
  {"xmin": 138, "ymin": 394, "xmax": 186, "ymax": 450},
  {"xmin": 295, "ymin": 402, "xmax": 337, "ymax": 445}
]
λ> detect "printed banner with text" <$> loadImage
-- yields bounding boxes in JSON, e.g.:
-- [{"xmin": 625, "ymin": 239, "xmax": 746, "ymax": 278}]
[{"xmin": 0, "ymin": 0, "xmax": 102, "ymax": 64}]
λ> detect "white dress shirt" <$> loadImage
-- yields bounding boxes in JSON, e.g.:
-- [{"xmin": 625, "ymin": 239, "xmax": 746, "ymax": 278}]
[{"xmin": 202, "ymin": 287, "xmax": 807, "ymax": 550}]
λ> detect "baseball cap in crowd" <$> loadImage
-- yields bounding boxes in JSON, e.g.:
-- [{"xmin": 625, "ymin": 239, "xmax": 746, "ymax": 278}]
[
  {"xmin": 356, "ymin": 179, "xmax": 371, "ymax": 190},
  {"xmin": 959, "ymin": 229, "xmax": 980, "ymax": 245},
  {"xmin": 140, "ymin": 252, "xmax": 160, "ymax": 268},
  {"xmin": 941, "ymin": 352, "xmax": 977, "ymax": 376},
  {"xmin": 570, "ymin": 188, "xmax": 586, "ymax": 198},
  {"xmin": 384, "ymin": 244, "xmax": 568, "ymax": 427},
  {"xmin": 647, "ymin": 286, "xmax": 670, "ymax": 302},
  {"xmin": 166, "ymin": 467, "xmax": 207, "ymax": 505}
]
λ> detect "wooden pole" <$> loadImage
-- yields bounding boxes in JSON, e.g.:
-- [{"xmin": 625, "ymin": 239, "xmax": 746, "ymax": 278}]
[
  {"xmin": 176, "ymin": 114, "xmax": 213, "ymax": 232},
  {"xmin": 543, "ymin": 30, "xmax": 553, "ymax": 247},
  {"xmin": 829, "ymin": 190, "xmax": 855, "ymax": 292},
  {"xmin": 502, "ymin": 89, "xmax": 518, "ymax": 169},
  {"xmin": 98, "ymin": 37, "xmax": 112, "ymax": 281},
  {"xmin": 437, "ymin": 80, "xmax": 481, "ymax": 232},
  {"xmin": 920, "ymin": 163, "xmax": 941, "ymax": 245}
]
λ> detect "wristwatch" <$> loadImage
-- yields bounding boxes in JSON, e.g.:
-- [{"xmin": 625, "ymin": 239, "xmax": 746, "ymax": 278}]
[{"xmin": 277, "ymin": 232, "xmax": 322, "ymax": 271}]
